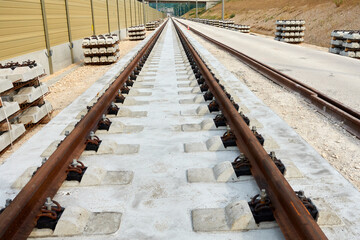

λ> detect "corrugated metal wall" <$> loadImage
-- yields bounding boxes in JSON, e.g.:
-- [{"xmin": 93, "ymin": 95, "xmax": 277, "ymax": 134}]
[
  {"xmin": 0, "ymin": 0, "xmax": 46, "ymax": 60},
  {"xmin": 93, "ymin": 0, "xmax": 108, "ymax": 34},
  {"xmin": 68, "ymin": 0, "xmax": 93, "ymax": 40},
  {"xmin": 125, "ymin": 0, "xmax": 131, "ymax": 28},
  {"xmin": 45, "ymin": 0, "xmax": 69, "ymax": 46},
  {"xmin": 108, "ymin": 0, "xmax": 118, "ymax": 32},
  {"xmin": 118, "ymin": 0, "xmax": 126, "ymax": 29},
  {"xmin": 0, "ymin": 0, "xmax": 165, "ymax": 61}
]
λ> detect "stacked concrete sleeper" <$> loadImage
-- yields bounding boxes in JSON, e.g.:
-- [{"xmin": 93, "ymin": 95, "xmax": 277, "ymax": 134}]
[
  {"xmin": 330, "ymin": 30, "xmax": 360, "ymax": 59},
  {"xmin": 128, "ymin": 25, "xmax": 146, "ymax": 41},
  {"xmin": 219, "ymin": 20, "xmax": 234, "ymax": 29},
  {"xmin": 187, "ymin": 18, "xmax": 250, "ymax": 33},
  {"xmin": 0, "ymin": 61, "xmax": 52, "ymax": 152},
  {"xmin": 275, "ymin": 20, "xmax": 305, "ymax": 43},
  {"xmin": 145, "ymin": 22, "xmax": 156, "ymax": 31},
  {"xmin": 82, "ymin": 34, "xmax": 120, "ymax": 65}
]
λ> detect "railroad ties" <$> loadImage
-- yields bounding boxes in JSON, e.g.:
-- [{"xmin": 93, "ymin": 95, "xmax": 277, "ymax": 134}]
[
  {"xmin": 82, "ymin": 34, "xmax": 120, "ymax": 65},
  {"xmin": 330, "ymin": 30, "xmax": 360, "ymax": 59},
  {"xmin": 0, "ymin": 61, "xmax": 52, "ymax": 153},
  {"xmin": 0, "ymin": 18, "xmax": 360, "ymax": 240},
  {"xmin": 187, "ymin": 18, "xmax": 251, "ymax": 33},
  {"xmin": 275, "ymin": 20, "xmax": 305, "ymax": 44}
]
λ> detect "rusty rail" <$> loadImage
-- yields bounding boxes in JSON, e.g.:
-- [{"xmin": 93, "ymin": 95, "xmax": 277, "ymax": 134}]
[
  {"xmin": 173, "ymin": 19, "xmax": 328, "ymax": 240},
  {"xmin": 175, "ymin": 19, "xmax": 360, "ymax": 139},
  {"xmin": 0, "ymin": 20, "xmax": 168, "ymax": 240}
]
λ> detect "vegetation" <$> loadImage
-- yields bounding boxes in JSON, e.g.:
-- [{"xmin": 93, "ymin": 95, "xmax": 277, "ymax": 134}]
[{"xmin": 333, "ymin": 0, "xmax": 343, "ymax": 7}]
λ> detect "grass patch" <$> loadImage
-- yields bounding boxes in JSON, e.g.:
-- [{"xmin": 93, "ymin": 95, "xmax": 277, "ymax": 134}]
[
  {"xmin": 208, "ymin": 15, "xmax": 217, "ymax": 19},
  {"xmin": 264, "ymin": 15, "xmax": 274, "ymax": 22},
  {"xmin": 198, "ymin": 7, "xmax": 207, "ymax": 15},
  {"xmin": 333, "ymin": 0, "xmax": 343, "ymax": 7},
  {"xmin": 230, "ymin": 13, "xmax": 235, "ymax": 18}
]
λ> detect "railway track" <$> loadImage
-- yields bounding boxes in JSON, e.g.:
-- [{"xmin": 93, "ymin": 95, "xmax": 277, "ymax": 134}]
[
  {"xmin": 173, "ymin": 19, "xmax": 326, "ymax": 240},
  {"xmin": 0, "ymin": 18, "xmax": 359, "ymax": 240},
  {"xmin": 175, "ymin": 19, "xmax": 360, "ymax": 139}
]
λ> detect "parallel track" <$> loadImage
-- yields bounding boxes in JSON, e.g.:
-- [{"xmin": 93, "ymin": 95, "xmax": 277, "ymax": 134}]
[
  {"xmin": 174, "ymin": 19, "xmax": 327, "ymax": 240},
  {"xmin": 175, "ymin": 19, "xmax": 360, "ymax": 139}
]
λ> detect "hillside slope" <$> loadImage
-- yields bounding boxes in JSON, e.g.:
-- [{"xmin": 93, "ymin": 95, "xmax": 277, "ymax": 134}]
[{"xmin": 182, "ymin": 0, "xmax": 360, "ymax": 47}]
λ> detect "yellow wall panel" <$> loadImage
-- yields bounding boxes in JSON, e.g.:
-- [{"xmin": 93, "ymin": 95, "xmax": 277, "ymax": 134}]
[
  {"xmin": 118, "ymin": 0, "xmax": 126, "ymax": 29},
  {"xmin": 145, "ymin": 5, "xmax": 149, "ymax": 23},
  {"xmin": 138, "ymin": 1, "xmax": 142, "ymax": 25},
  {"xmin": 141, "ymin": 2, "xmax": 145, "ymax": 24},
  {"xmin": 130, "ymin": 0, "xmax": 134, "ymax": 26},
  {"xmin": 125, "ymin": 0, "xmax": 131, "ymax": 27},
  {"xmin": 45, "ymin": 0, "xmax": 69, "ymax": 46},
  {"xmin": 108, "ymin": 0, "xmax": 118, "ymax": 32},
  {"xmin": 137, "ymin": 1, "xmax": 142, "ymax": 25},
  {"xmin": 93, "ymin": 0, "xmax": 108, "ymax": 34},
  {"xmin": 3, "ymin": 27, "xmax": 44, "ymax": 38},
  {"xmin": 0, "ymin": 0, "xmax": 45, "ymax": 60},
  {"xmin": 133, "ymin": 0, "xmax": 137, "ymax": 26},
  {"xmin": 68, "ymin": 0, "xmax": 92, "ymax": 40},
  {"xmin": 131, "ymin": 0, "xmax": 139, "ymax": 26}
]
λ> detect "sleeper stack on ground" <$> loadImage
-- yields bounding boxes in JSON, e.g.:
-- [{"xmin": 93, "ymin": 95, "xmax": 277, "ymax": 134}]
[
  {"xmin": 330, "ymin": 30, "xmax": 348, "ymax": 54},
  {"xmin": 222, "ymin": 20, "xmax": 234, "ymax": 29},
  {"xmin": 128, "ymin": 25, "xmax": 146, "ymax": 41},
  {"xmin": 275, "ymin": 20, "xmax": 305, "ymax": 43},
  {"xmin": 0, "ymin": 60, "xmax": 52, "ymax": 152},
  {"xmin": 188, "ymin": 18, "xmax": 250, "ymax": 33},
  {"xmin": 330, "ymin": 30, "xmax": 360, "ymax": 58},
  {"xmin": 219, "ymin": 20, "xmax": 225, "ymax": 28},
  {"xmin": 145, "ymin": 22, "xmax": 156, "ymax": 31},
  {"xmin": 213, "ymin": 20, "xmax": 220, "ymax": 27},
  {"xmin": 232, "ymin": 24, "xmax": 250, "ymax": 33},
  {"xmin": 82, "ymin": 34, "xmax": 120, "ymax": 65},
  {"xmin": 207, "ymin": 19, "xmax": 220, "ymax": 27}
]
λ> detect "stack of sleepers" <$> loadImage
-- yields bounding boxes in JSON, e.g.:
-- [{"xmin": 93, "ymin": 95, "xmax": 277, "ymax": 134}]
[
  {"xmin": 330, "ymin": 30, "xmax": 360, "ymax": 59},
  {"xmin": 0, "ymin": 60, "xmax": 52, "ymax": 152},
  {"xmin": 275, "ymin": 20, "xmax": 305, "ymax": 43},
  {"xmin": 222, "ymin": 20, "xmax": 234, "ymax": 29},
  {"xmin": 82, "ymin": 34, "xmax": 120, "ymax": 65},
  {"xmin": 231, "ymin": 24, "xmax": 251, "ymax": 33},
  {"xmin": 188, "ymin": 18, "xmax": 250, "ymax": 33},
  {"xmin": 128, "ymin": 25, "xmax": 146, "ymax": 41},
  {"xmin": 145, "ymin": 22, "xmax": 156, "ymax": 31}
]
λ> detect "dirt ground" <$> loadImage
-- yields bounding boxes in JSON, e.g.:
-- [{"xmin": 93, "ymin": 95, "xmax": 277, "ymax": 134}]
[
  {"xmin": 186, "ymin": 30, "xmax": 360, "ymax": 190},
  {"xmin": 183, "ymin": 0, "xmax": 360, "ymax": 47},
  {"xmin": 0, "ymin": 35, "xmax": 149, "ymax": 164}
]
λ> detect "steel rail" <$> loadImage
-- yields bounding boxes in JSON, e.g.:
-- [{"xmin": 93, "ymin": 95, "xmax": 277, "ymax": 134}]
[
  {"xmin": 175, "ymin": 19, "xmax": 360, "ymax": 139},
  {"xmin": 0, "ymin": 20, "xmax": 168, "ymax": 240},
  {"xmin": 173, "ymin": 19, "xmax": 328, "ymax": 240}
]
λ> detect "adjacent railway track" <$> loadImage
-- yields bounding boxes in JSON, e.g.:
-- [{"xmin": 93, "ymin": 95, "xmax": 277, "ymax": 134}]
[
  {"xmin": 173, "ymin": 19, "xmax": 327, "ymax": 240},
  {"xmin": 175, "ymin": 19, "xmax": 360, "ymax": 139}
]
